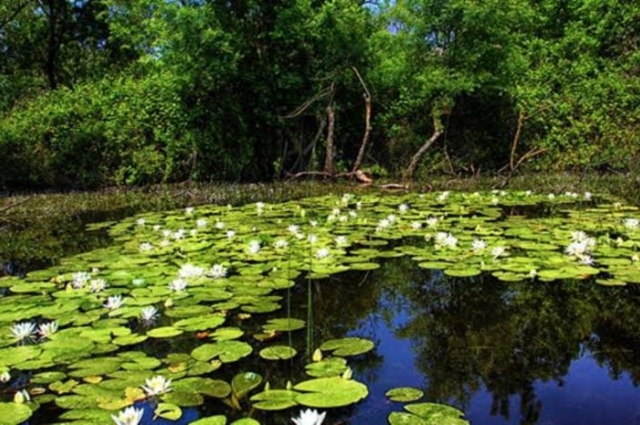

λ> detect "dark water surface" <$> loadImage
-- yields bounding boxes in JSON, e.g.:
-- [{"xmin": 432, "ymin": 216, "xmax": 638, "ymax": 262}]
[{"xmin": 314, "ymin": 259, "xmax": 640, "ymax": 425}]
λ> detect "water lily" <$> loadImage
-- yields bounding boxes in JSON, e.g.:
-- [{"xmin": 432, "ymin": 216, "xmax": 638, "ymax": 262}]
[
  {"xmin": 168, "ymin": 278, "xmax": 188, "ymax": 292},
  {"xmin": 292, "ymin": 409, "xmax": 326, "ymax": 425},
  {"xmin": 172, "ymin": 229, "xmax": 186, "ymax": 240},
  {"xmin": 248, "ymin": 240, "xmax": 261, "ymax": 254},
  {"xmin": 310, "ymin": 220, "xmax": 318, "ymax": 227},
  {"xmin": 411, "ymin": 221, "xmax": 422, "ymax": 230},
  {"xmin": 434, "ymin": 232, "xmax": 457, "ymax": 249},
  {"xmin": 226, "ymin": 230, "xmax": 236, "ymax": 239},
  {"xmin": 624, "ymin": 218, "xmax": 639, "ymax": 230},
  {"xmin": 13, "ymin": 389, "xmax": 29, "ymax": 404},
  {"xmin": 89, "ymin": 278, "xmax": 108, "ymax": 293},
  {"xmin": 162, "ymin": 229, "xmax": 172, "ymax": 238},
  {"xmin": 0, "ymin": 371, "xmax": 10, "ymax": 383},
  {"xmin": 71, "ymin": 271, "xmax": 92, "ymax": 289},
  {"xmin": 472, "ymin": 239, "xmax": 487, "ymax": 252},
  {"xmin": 209, "ymin": 264, "xmax": 228, "ymax": 279},
  {"xmin": 376, "ymin": 218, "xmax": 391, "ymax": 231},
  {"xmin": 273, "ymin": 239, "xmax": 289, "ymax": 249},
  {"xmin": 529, "ymin": 269, "xmax": 538, "ymax": 279},
  {"xmin": 580, "ymin": 255, "xmax": 595, "ymax": 265},
  {"xmin": 436, "ymin": 191, "xmax": 450, "ymax": 202},
  {"xmin": 307, "ymin": 234, "xmax": 318, "ymax": 244},
  {"xmin": 37, "ymin": 321, "xmax": 58, "ymax": 340},
  {"xmin": 491, "ymin": 246, "xmax": 507, "ymax": 259},
  {"xmin": 387, "ymin": 214, "xmax": 397, "ymax": 223},
  {"xmin": 11, "ymin": 322, "xmax": 36, "ymax": 342},
  {"xmin": 139, "ymin": 242, "xmax": 153, "ymax": 252},
  {"xmin": 335, "ymin": 236, "xmax": 349, "ymax": 246},
  {"xmin": 178, "ymin": 263, "xmax": 205, "ymax": 279},
  {"xmin": 112, "ymin": 406, "xmax": 144, "ymax": 425},
  {"xmin": 426, "ymin": 217, "xmax": 439, "ymax": 228},
  {"xmin": 105, "ymin": 295, "xmax": 125, "ymax": 310},
  {"xmin": 140, "ymin": 306, "xmax": 159, "ymax": 323},
  {"xmin": 142, "ymin": 375, "xmax": 172, "ymax": 397},
  {"xmin": 160, "ymin": 239, "xmax": 171, "ymax": 247},
  {"xmin": 584, "ymin": 191, "xmax": 592, "ymax": 200},
  {"xmin": 288, "ymin": 224, "xmax": 300, "ymax": 234},
  {"xmin": 525, "ymin": 190, "xmax": 532, "ymax": 196},
  {"xmin": 136, "ymin": 218, "xmax": 146, "ymax": 226},
  {"xmin": 398, "ymin": 203, "xmax": 409, "ymax": 213},
  {"xmin": 315, "ymin": 248, "xmax": 331, "ymax": 259}
]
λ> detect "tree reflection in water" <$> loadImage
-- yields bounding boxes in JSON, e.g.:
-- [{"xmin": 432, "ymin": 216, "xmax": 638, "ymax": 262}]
[{"xmin": 312, "ymin": 256, "xmax": 640, "ymax": 425}]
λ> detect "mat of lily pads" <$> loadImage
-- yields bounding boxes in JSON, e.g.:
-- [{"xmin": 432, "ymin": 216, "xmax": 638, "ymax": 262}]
[{"xmin": 1, "ymin": 189, "xmax": 636, "ymax": 424}]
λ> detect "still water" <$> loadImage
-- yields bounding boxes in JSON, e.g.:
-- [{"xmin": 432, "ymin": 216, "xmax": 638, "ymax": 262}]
[{"xmin": 310, "ymin": 258, "xmax": 640, "ymax": 425}]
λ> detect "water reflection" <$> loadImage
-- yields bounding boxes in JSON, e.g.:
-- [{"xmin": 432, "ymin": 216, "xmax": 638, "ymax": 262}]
[{"xmin": 313, "ymin": 257, "xmax": 640, "ymax": 425}]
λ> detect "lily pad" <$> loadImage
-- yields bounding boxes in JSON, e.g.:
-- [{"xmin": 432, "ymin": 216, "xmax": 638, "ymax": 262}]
[
  {"xmin": 294, "ymin": 376, "xmax": 368, "ymax": 408},
  {"xmin": 319, "ymin": 337, "xmax": 375, "ymax": 356}
]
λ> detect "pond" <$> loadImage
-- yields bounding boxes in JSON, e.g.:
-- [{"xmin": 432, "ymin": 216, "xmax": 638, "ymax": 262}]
[{"xmin": 1, "ymin": 190, "xmax": 640, "ymax": 425}]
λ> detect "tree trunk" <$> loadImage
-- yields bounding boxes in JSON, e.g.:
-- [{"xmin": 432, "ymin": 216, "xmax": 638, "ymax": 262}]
[
  {"xmin": 403, "ymin": 115, "xmax": 444, "ymax": 181},
  {"xmin": 351, "ymin": 67, "xmax": 372, "ymax": 172},
  {"xmin": 323, "ymin": 104, "xmax": 336, "ymax": 177}
]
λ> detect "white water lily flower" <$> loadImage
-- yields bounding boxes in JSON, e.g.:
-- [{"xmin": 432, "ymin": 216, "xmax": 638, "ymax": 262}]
[
  {"xmin": 339, "ymin": 215, "xmax": 348, "ymax": 222},
  {"xmin": 411, "ymin": 221, "xmax": 422, "ymax": 230},
  {"xmin": 11, "ymin": 322, "xmax": 36, "ymax": 341},
  {"xmin": 112, "ymin": 406, "xmax": 144, "ymax": 425},
  {"xmin": 332, "ymin": 208, "xmax": 341, "ymax": 216},
  {"xmin": 348, "ymin": 211, "xmax": 358, "ymax": 218},
  {"xmin": 140, "ymin": 306, "xmax": 159, "ymax": 323},
  {"xmin": 172, "ymin": 229, "xmax": 186, "ymax": 240},
  {"xmin": 136, "ymin": 218, "xmax": 146, "ymax": 226},
  {"xmin": 160, "ymin": 239, "xmax": 171, "ymax": 247},
  {"xmin": 185, "ymin": 207, "xmax": 195, "ymax": 215},
  {"xmin": 437, "ymin": 191, "xmax": 450, "ymax": 202},
  {"xmin": 307, "ymin": 234, "xmax": 318, "ymax": 244},
  {"xmin": 584, "ymin": 191, "xmax": 592, "ymax": 200},
  {"xmin": 315, "ymin": 248, "xmax": 331, "ymax": 259},
  {"xmin": 37, "ymin": 321, "xmax": 58, "ymax": 339},
  {"xmin": 190, "ymin": 229, "xmax": 198, "ymax": 237},
  {"xmin": 195, "ymin": 218, "xmax": 208, "ymax": 228},
  {"xmin": 491, "ymin": 246, "xmax": 507, "ymax": 259},
  {"xmin": 105, "ymin": 295, "xmax": 125, "ymax": 310},
  {"xmin": 491, "ymin": 197, "xmax": 499, "ymax": 205},
  {"xmin": 142, "ymin": 375, "xmax": 172, "ymax": 397},
  {"xmin": 426, "ymin": 217, "xmax": 439, "ymax": 228},
  {"xmin": 153, "ymin": 224, "xmax": 162, "ymax": 231},
  {"xmin": 310, "ymin": 220, "xmax": 318, "ymax": 227},
  {"xmin": 529, "ymin": 269, "xmax": 538, "ymax": 279},
  {"xmin": 178, "ymin": 264, "xmax": 205, "ymax": 279},
  {"xmin": 398, "ymin": 204, "xmax": 409, "ymax": 213},
  {"xmin": 292, "ymin": 409, "xmax": 327, "ymax": 425},
  {"xmin": 209, "ymin": 264, "xmax": 228, "ymax": 279},
  {"xmin": 525, "ymin": 190, "xmax": 532, "ymax": 196},
  {"xmin": 0, "ymin": 371, "xmax": 10, "ymax": 383},
  {"xmin": 139, "ymin": 242, "xmax": 153, "ymax": 252},
  {"xmin": 624, "ymin": 218, "xmax": 639, "ymax": 229},
  {"xmin": 248, "ymin": 240, "xmax": 261, "ymax": 254},
  {"xmin": 387, "ymin": 214, "xmax": 397, "ymax": 223},
  {"xmin": 273, "ymin": 239, "xmax": 289, "ymax": 249},
  {"xmin": 472, "ymin": 239, "xmax": 487, "ymax": 252},
  {"xmin": 376, "ymin": 218, "xmax": 391, "ymax": 231},
  {"xmin": 434, "ymin": 232, "xmax": 457, "ymax": 249},
  {"xmin": 226, "ymin": 230, "xmax": 236, "ymax": 239},
  {"xmin": 89, "ymin": 278, "xmax": 107, "ymax": 293},
  {"xmin": 168, "ymin": 278, "xmax": 188, "ymax": 292},
  {"xmin": 13, "ymin": 389, "xmax": 29, "ymax": 404},
  {"xmin": 548, "ymin": 193, "xmax": 555, "ymax": 200},
  {"xmin": 71, "ymin": 271, "xmax": 92, "ymax": 289},
  {"xmin": 335, "ymin": 236, "xmax": 348, "ymax": 246},
  {"xmin": 580, "ymin": 255, "xmax": 595, "ymax": 265},
  {"xmin": 288, "ymin": 225, "xmax": 300, "ymax": 234},
  {"xmin": 162, "ymin": 229, "xmax": 172, "ymax": 238}
]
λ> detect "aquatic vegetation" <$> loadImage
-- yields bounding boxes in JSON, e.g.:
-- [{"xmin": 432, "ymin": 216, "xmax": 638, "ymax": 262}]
[
  {"xmin": 291, "ymin": 409, "xmax": 326, "ymax": 425},
  {"xmin": 1, "ymin": 189, "xmax": 639, "ymax": 424}
]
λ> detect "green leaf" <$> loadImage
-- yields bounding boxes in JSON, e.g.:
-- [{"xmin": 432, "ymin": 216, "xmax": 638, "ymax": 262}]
[
  {"xmin": 294, "ymin": 377, "xmax": 368, "ymax": 408},
  {"xmin": 386, "ymin": 387, "xmax": 424, "ymax": 402},
  {"xmin": 319, "ymin": 337, "xmax": 374, "ymax": 356}
]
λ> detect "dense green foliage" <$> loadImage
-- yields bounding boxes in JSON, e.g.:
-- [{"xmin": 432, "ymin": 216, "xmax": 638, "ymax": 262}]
[{"xmin": 0, "ymin": 0, "xmax": 639, "ymax": 189}]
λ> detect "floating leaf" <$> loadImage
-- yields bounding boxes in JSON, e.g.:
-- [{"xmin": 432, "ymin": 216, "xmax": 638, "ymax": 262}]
[
  {"xmin": 386, "ymin": 387, "xmax": 424, "ymax": 402},
  {"xmin": 232, "ymin": 372, "xmax": 263, "ymax": 399},
  {"xmin": 251, "ymin": 389, "xmax": 299, "ymax": 410},
  {"xmin": 155, "ymin": 403, "xmax": 182, "ymax": 421},
  {"xmin": 262, "ymin": 318, "xmax": 305, "ymax": 332},
  {"xmin": 294, "ymin": 377, "xmax": 368, "ymax": 408},
  {"xmin": 259, "ymin": 345, "xmax": 297, "ymax": 360},
  {"xmin": 0, "ymin": 402, "xmax": 33, "ymax": 424},
  {"xmin": 319, "ymin": 337, "xmax": 374, "ymax": 356}
]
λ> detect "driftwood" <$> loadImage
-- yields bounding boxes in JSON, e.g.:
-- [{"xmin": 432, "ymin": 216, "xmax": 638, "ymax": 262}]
[{"xmin": 403, "ymin": 115, "xmax": 444, "ymax": 181}]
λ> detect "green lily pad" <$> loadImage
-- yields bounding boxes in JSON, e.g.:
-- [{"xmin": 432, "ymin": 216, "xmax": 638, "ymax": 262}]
[
  {"xmin": 190, "ymin": 416, "xmax": 227, "ymax": 425},
  {"xmin": 147, "ymin": 327, "xmax": 184, "ymax": 338},
  {"xmin": 319, "ymin": 337, "xmax": 375, "ymax": 356},
  {"xmin": 0, "ymin": 402, "xmax": 33, "ymax": 424},
  {"xmin": 386, "ymin": 387, "xmax": 425, "ymax": 402},
  {"xmin": 294, "ymin": 376, "xmax": 368, "ymax": 408},
  {"xmin": 259, "ymin": 345, "xmax": 297, "ymax": 360},
  {"xmin": 251, "ymin": 389, "xmax": 299, "ymax": 410},
  {"xmin": 155, "ymin": 403, "xmax": 182, "ymax": 421},
  {"xmin": 262, "ymin": 318, "xmax": 305, "ymax": 332},
  {"xmin": 232, "ymin": 372, "xmax": 263, "ymax": 399}
]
